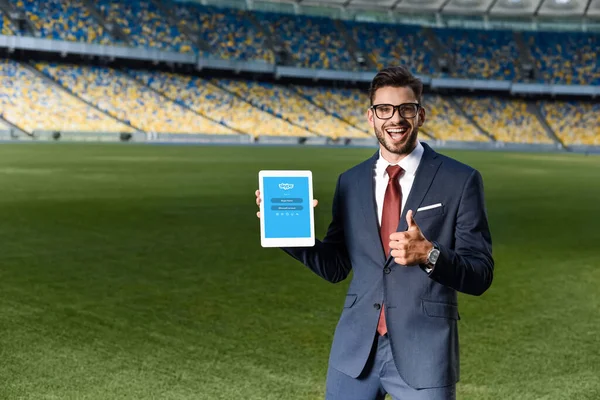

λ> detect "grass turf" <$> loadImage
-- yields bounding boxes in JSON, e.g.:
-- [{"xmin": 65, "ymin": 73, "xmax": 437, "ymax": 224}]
[{"xmin": 0, "ymin": 143, "xmax": 599, "ymax": 400}]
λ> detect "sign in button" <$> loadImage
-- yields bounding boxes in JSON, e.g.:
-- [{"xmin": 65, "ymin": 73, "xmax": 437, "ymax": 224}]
[{"xmin": 271, "ymin": 198, "xmax": 303, "ymax": 203}]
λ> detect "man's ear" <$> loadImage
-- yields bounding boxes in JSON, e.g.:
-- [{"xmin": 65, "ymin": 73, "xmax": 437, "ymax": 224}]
[
  {"xmin": 367, "ymin": 107, "xmax": 375, "ymax": 128},
  {"xmin": 417, "ymin": 106, "xmax": 426, "ymax": 127}
]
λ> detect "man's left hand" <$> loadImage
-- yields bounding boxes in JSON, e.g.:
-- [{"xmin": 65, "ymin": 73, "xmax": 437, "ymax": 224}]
[{"xmin": 389, "ymin": 210, "xmax": 434, "ymax": 266}]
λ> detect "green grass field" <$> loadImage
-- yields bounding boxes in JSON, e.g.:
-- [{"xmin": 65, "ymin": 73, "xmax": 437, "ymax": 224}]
[{"xmin": 0, "ymin": 143, "xmax": 599, "ymax": 400}]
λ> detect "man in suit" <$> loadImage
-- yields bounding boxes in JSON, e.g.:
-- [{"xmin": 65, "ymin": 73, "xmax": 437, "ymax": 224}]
[{"xmin": 255, "ymin": 66, "xmax": 493, "ymax": 400}]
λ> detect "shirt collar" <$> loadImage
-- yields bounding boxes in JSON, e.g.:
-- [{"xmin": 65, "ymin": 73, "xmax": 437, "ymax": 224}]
[{"xmin": 375, "ymin": 141, "xmax": 424, "ymax": 179}]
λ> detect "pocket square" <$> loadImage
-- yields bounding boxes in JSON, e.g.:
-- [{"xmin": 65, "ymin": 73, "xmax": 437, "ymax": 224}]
[{"xmin": 416, "ymin": 203, "xmax": 442, "ymax": 212}]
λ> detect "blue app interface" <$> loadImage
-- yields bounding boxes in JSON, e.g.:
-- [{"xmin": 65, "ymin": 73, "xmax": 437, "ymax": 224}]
[{"xmin": 263, "ymin": 177, "xmax": 311, "ymax": 239}]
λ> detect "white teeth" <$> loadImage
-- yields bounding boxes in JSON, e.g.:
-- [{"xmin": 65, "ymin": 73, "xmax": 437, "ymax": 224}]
[{"xmin": 387, "ymin": 128, "xmax": 407, "ymax": 134}]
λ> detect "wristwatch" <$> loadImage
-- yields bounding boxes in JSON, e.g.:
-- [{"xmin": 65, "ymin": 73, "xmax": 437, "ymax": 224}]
[{"xmin": 424, "ymin": 242, "xmax": 440, "ymax": 273}]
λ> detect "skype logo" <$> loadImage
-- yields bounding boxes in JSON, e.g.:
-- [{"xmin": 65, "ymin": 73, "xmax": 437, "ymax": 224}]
[{"xmin": 279, "ymin": 183, "xmax": 294, "ymax": 191}]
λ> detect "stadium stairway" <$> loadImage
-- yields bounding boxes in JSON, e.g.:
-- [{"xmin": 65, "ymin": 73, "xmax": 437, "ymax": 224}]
[
  {"xmin": 448, "ymin": 97, "xmax": 496, "ymax": 141},
  {"xmin": 210, "ymin": 80, "xmax": 325, "ymax": 137},
  {"xmin": 0, "ymin": 119, "xmax": 10, "ymax": 137},
  {"xmin": 0, "ymin": 0, "xmax": 36, "ymax": 36},
  {"xmin": 289, "ymin": 86, "xmax": 370, "ymax": 134},
  {"xmin": 29, "ymin": 62, "xmax": 143, "ymax": 133},
  {"xmin": 333, "ymin": 19, "xmax": 376, "ymax": 71},
  {"xmin": 150, "ymin": 0, "xmax": 210, "ymax": 54},
  {"xmin": 423, "ymin": 27, "xmax": 453, "ymax": 75},
  {"xmin": 245, "ymin": 11, "xmax": 289, "ymax": 66},
  {"xmin": 126, "ymin": 71, "xmax": 247, "ymax": 135},
  {"xmin": 0, "ymin": 1, "xmax": 13, "ymax": 31},
  {"xmin": 417, "ymin": 128, "xmax": 437, "ymax": 141},
  {"xmin": 291, "ymin": 84, "xmax": 439, "ymax": 140},
  {"xmin": 0, "ymin": 113, "xmax": 31, "ymax": 137},
  {"xmin": 526, "ymin": 102, "xmax": 566, "ymax": 148},
  {"xmin": 513, "ymin": 31, "xmax": 537, "ymax": 82},
  {"xmin": 80, "ymin": 0, "xmax": 130, "ymax": 44}
]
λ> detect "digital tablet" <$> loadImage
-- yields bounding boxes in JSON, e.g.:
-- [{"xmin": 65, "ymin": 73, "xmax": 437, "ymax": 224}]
[{"xmin": 259, "ymin": 170, "xmax": 315, "ymax": 248}]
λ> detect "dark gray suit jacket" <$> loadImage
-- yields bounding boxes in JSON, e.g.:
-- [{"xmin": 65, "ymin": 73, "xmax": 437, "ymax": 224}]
[{"xmin": 283, "ymin": 142, "xmax": 493, "ymax": 389}]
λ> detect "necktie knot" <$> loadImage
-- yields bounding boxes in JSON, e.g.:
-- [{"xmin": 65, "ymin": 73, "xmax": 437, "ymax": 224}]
[{"xmin": 386, "ymin": 165, "xmax": 404, "ymax": 181}]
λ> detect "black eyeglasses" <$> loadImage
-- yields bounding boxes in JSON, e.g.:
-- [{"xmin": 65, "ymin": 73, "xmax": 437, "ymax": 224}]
[{"xmin": 371, "ymin": 103, "xmax": 421, "ymax": 120}]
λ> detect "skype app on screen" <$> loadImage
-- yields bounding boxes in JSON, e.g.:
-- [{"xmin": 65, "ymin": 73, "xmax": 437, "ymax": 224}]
[{"xmin": 263, "ymin": 177, "xmax": 310, "ymax": 239}]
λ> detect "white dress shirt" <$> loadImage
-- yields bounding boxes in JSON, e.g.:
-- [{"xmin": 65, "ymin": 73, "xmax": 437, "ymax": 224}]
[{"xmin": 374, "ymin": 141, "xmax": 425, "ymax": 227}]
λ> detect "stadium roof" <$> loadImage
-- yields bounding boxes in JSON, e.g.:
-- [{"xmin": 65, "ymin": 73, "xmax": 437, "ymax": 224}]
[{"xmin": 268, "ymin": 0, "xmax": 600, "ymax": 17}]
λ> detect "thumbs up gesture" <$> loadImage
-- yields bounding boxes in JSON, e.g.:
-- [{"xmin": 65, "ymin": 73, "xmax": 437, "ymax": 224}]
[{"xmin": 389, "ymin": 210, "xmax": 434, "ymax": 266}]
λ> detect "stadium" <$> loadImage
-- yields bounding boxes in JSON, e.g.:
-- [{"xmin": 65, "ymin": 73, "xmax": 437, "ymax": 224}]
[{"xmin": 0, "ymin": 0, "xmax": 599, "ymax": 399}]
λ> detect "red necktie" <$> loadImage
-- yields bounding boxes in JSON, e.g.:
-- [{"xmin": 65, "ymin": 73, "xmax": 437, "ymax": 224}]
[{"xmin": 377, "ymin": 165, "xmax": 404, "ymax": 336}]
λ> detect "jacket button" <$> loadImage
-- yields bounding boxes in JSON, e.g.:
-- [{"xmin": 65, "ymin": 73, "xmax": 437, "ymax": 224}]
[
  {"xmin": 373, "ymin": 303, "xmax": 381, "ymax": 310},
  {"xmin": 384, "ymin": 267, "xmax": 391, "ymax": 274}
]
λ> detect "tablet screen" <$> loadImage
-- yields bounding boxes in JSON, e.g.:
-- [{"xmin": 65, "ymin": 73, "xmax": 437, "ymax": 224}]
[{"xmin": 263, "ymin": 176, "xmax": 311, "ymax": 239}]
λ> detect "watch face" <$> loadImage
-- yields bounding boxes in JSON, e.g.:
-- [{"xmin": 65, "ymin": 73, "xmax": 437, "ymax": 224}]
[{"xmin": 429, "ymin": 249, "xmax": 440, "ymax": 264}]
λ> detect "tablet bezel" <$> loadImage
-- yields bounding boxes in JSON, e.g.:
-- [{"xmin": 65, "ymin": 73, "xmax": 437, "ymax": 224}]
[{"xmin": 259, "ymin": 170, "xmax": 315, "ymax": 248}]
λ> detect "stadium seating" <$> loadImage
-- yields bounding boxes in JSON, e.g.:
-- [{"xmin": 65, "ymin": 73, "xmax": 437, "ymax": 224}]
[
  {"xmin": 435, "ymin": 28, "xmax": 519, "ymax": 81},
  {"xmin": 0, "ymin": 59, "xmax": 132, "ymax": 133},
  {"xmin": 14, "ymin": 0, "xmax": 114, "ymax": 44},
  {"xmin": 128, "ymin": 70, "xmax": 309, "ymax": 137},
  {"xmin": 423, "ymin": 96, "xmax": 488, "ymax": 142},
  {"xmin": 216, "ymin": 79, "xmax": 368, "ymax": 139},
  {"xmin": 3, "ymin": 0, "xmax": 599, "ymax": 89},
  {"xmin": 173, "ymin": 3, "xmax": 273, "ymax": 63},
  {"xmin": 294, "ymin": 85, "xmax": 370, "ymax": 133},
  {"xmin": 96, "ymin": 0, "xmax": 193, "ymax": 52},
  {"xmin": 257, "ymin": 11, "xmax": 357, "ymax": 70},
  {"xmin": 540, "ymin": 101, "xmax": 600, "ymax": 146},
  {"xmin": 524, "ymin": 31, "xmax": 600, "ymax": 85},
  {"xmin": 1, "ymin": 0, "xmax": 599, "ymax": 147},
  {"xmin": 455, "ymin": 96, "xmax": 553, "ymax": 144},
  {"xmin": 36, "ymin": 63, "xmax": 234, "ymax": 134},
  {"xmin": 1, "ymin": 12, "xmax": 14, "ymax": 35},
  {"xmin": 345, "ymin": 21, "xmax": 434, "ymax": 75}
]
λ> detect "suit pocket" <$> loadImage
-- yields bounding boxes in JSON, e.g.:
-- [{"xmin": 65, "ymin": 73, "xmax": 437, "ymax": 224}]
[
  {"xmin": 415, "ymin": 205, "xmax": 444, "ymax": 220},
  {"xmin": 422, "ymin": 299, "xmax": 460, "ymax": 320},
  {"xmin": 344, "ymin": 294, "xmax": 357, "ymax": 308}
]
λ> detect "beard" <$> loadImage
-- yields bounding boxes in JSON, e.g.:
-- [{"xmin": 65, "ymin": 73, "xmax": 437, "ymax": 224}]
[{"xmin": 374, "ymin": 121, "xmax": 419, "ymax": 156}]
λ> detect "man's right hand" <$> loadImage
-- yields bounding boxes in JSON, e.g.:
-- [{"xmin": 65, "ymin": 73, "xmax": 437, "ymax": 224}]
[{"xmin": 255, "ymin": 190, "xmax": 318, "ymax": 218}]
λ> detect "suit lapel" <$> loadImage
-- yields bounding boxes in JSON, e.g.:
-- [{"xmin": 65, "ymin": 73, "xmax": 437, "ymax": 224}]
[
  {"xmin": 386, "ymin": 143, "xmax": 442, "ymax": 265},
  {"xmin": 356, "ymin": 144, "xmax": 443, "ymax": 266},
  {"xmin": 397, "ymin": 143, "xmax": 442, "ymax": 232},
  {"xmin": 356, "ymin": 151, "xmax": 386, "ymax": 264}
]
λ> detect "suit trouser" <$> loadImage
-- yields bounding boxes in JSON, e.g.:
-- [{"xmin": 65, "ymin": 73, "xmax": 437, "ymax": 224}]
[{"xmin": 325, "ymin": 334, "xmax": 456, "ymax": 400}]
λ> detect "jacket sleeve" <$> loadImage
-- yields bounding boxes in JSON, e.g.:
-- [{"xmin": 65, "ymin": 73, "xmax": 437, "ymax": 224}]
[
  {"xmin": 281, "ymin": 174, "xmax": 352, "ymax": 283},
  {"xmin": 428, "ymin": 169, "xmax": 494, "ymax": 296}
]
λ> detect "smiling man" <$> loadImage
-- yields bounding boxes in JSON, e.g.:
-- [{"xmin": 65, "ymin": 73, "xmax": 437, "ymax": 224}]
[{"xmin": 256, "ymin": 66, "xmax": 494, "ymax": 400}]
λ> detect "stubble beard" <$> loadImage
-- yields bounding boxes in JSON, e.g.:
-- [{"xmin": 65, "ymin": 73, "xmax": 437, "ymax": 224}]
[{"xmin": 374, "ymin": 124, "xmax": 419, "ymax": 156}]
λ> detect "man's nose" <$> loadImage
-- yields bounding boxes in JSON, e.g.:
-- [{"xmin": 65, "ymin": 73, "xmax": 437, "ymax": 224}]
[{"xmin": 390, "ymin": 109, "xmax": 403, "ymax": 124}]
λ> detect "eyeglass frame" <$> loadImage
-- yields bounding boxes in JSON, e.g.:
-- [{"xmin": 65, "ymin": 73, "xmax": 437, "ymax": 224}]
[{"xmin": 370, "ymin": 102, "xmax": 422, "ymax": 120}]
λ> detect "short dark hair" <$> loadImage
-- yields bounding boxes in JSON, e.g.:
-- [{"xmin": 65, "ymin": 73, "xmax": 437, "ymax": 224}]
[{"xmin": 368, "ymin": 66, "xmax": 423, "ymax": 106}]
